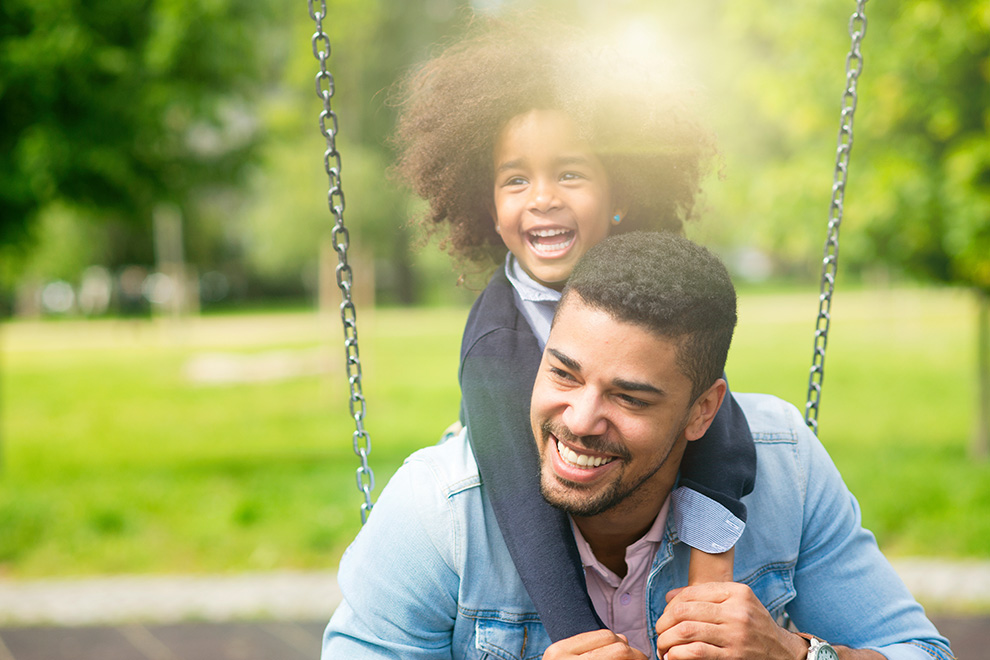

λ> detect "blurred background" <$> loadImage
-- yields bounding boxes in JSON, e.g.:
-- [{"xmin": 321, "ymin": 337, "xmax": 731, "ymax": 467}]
[{"xmin": 0, "ymin": 0, "xmax": 988, "ymax": 614}]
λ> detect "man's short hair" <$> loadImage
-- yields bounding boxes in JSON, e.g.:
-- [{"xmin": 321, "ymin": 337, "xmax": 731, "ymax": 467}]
[{"xmin": 560, "ymin": 232, "xmax": 737, "ymax": 401}]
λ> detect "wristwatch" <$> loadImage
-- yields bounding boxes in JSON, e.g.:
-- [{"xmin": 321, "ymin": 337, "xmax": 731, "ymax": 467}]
[{"xmin": 798, "ymin": 633, "xmax": 839, "ymax": 660}]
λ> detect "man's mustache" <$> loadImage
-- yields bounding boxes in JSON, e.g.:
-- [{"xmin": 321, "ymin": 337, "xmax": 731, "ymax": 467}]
[{"xmin": 539, "ymin": 419, "xmax": 632, "ymax": 462}]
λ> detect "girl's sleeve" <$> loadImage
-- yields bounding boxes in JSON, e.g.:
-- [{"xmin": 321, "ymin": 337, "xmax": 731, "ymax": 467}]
[
  {"xmin": 673, "ymin": 377, "xmax": 757, "ymax": 553},
  {"xmin": 458, "ymin": 281, "xmax": 604, "ymax": 641}
]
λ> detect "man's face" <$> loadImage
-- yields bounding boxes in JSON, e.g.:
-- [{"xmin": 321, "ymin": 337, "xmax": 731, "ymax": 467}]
[{"xmin": 530, "ymin": 296, "xmax": 713, "ymax": 521}]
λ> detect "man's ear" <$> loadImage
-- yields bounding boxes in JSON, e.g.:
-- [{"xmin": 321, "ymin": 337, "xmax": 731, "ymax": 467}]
[{"xmin": 684, "ymin": 378, "xmax": 727, "ymax": 442}]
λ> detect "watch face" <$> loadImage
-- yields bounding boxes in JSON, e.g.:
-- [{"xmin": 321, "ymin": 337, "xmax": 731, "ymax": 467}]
[{"xmin": 811, "ymin": 640, "xmax": 840, "ymax": 660}]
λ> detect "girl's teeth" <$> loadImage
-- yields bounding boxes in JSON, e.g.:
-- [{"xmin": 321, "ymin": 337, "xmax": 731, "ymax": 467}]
[
  {"xmin": 532, "ymin": 238, "xmax": 573, "ymax": 254},
  {"xmin": 557, "ymin": 440, "xmax": 613, "ymax": 469},
  {"xmin": 528, "ymin": 229, "xmax": 574, "ymax": 254}
]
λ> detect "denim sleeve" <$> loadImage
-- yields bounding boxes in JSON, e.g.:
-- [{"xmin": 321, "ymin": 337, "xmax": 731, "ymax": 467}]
[
  {"xmin": 782, "ymin": 409, "xmax": 953, "ymax": 660},
  {"xmin": 322, "ymin": 458, "xmax": 460, "ymax": 659},
  {"xmin": 675, "ymin": 378, "xmax": 757, "ymax": 552}
]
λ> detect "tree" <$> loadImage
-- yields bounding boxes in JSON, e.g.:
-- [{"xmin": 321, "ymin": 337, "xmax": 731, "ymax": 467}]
[
  {"xmin": 838, "ymin": 1, "xmax": 990, "ymax": 458},
  {"xmin": 694, "ymin": 0, "xmax": 990, "ymax": 456},
  {"xmin": 0, "ymin": 0, "xmax": 277, "ymax": 271},
  {"xmin": 241, "ymin": 0, "xmax": 471, "ymax": 306}
]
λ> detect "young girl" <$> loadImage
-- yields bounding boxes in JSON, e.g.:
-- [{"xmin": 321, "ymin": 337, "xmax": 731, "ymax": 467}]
[{"xmin": 393, "ymin": 17, "xmax": 755, "ymax": 646}]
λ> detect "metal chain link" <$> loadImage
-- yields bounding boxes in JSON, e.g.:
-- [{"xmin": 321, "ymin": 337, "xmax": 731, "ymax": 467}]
[
  {"xmin": 805, "ymin": 0, "xmax": 869, "ymax": 435},
  {"xmin": 309, "ymin": 0, "xmax": 375, "ymax": 523}
]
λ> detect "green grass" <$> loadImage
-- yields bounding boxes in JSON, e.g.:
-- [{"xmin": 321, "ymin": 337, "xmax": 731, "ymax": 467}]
[
  {"xmin": 1, "ymin": 287, "xmax": 988, "ymax": 579},
  {"xmin": 726, "ymin": 287, "xmax": 990, "ymax": 557},
  {"xmin": 0, "ymin": 310, "xmax": 466, "ymax": 578}
]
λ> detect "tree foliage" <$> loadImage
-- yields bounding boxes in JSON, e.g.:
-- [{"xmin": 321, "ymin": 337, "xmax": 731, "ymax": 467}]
[
  {"xmin": 0, "ymin": 0, "xmax": 276, "ymax": 251},
  {"xmin": 240, "ymin": 0, "xmax": 470, "ymax": 304},
  {"xmin": 688, "ymin": 0, "xmax": 990, "ymax": 291},
  {"xmin": 3, "ymin": 0, "xmax": 988, "ymax": 302},
  {"xmin": 853, "ymin": 1, "xmax": 990, "ymax": 292},
  {"xmin": 681, "ymin": 0, "xmax": 990, "ymax": 455}
]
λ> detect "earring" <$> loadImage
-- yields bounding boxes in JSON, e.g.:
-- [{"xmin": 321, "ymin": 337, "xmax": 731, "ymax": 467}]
[
  {"xmin": 494, "ymin": 224, "xmax": 501, "ymax": 234},
  {"xmin": 612, "ymin": 214, "xmax": 622, "ymax": 225}
]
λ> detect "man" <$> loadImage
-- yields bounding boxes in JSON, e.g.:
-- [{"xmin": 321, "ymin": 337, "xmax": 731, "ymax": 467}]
[{"xmin": 323, "ymin": 233, "xmax": 952, "ymax": 660}]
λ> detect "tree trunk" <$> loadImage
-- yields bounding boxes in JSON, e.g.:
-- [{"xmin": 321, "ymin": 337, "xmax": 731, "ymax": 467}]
[{"xmin": 974, "ymin": 289, "xmax": 990, "ymax": 460}]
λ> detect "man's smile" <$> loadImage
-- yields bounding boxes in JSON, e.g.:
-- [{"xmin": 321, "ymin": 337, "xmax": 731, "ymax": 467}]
[
  {"xmin": 546, "ymin": 428, "xmax": 626, "ymax": 487},
  {"xmin": 556, "ymin": 440, "xmax": 615, "ymax": 468}
]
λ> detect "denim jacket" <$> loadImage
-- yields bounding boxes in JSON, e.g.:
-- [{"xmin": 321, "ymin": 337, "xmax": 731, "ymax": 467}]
[{"xmin": 323, "ymin": 394, "xmax": 952, "ymax": 660}]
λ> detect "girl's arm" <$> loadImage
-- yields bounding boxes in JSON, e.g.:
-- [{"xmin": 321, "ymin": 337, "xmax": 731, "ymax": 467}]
[
  {"xmin": 458, "ymin": 271, "xmax": 604, "ymax": 641},
  {"xmin": 674, "ymin": 377, "xmax": 757, "ymax": 578}
]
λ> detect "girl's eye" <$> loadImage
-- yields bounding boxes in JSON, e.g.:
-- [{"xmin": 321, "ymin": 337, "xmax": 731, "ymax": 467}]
[
  {"xmin": 504, "ymin": 175, "xmax": 527, "ymax": 186},
  {"xmin": 560, "ymin": 171, "xmax": 584, "ymax": 181}
]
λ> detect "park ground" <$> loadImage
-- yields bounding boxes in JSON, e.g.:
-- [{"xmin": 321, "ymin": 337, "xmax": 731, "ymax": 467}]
[
  {"xmin": 1, "ymin": 289, "xmax": 988, "ymax": 657},
  {"xmin": 0, "ymin": 562, "xmax": 987, "ymax": 659}
]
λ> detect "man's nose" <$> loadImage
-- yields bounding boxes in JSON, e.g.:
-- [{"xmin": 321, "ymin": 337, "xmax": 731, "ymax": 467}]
[{"xmin": 560, "ymin": 389, "xmax": 608, "ymax": 438}]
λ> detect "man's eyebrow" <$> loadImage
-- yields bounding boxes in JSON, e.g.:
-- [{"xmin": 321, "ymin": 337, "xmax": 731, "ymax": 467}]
[
  {"xmin": 613, "ymin": 378, "xmax": 664, "ymax": 396},
  {"xmin": 547, "ymin": 348, "xmax": 580, "ymax": 372},
  {"xmin": 548, "ymin": 348, "xmax": 664, "ymax": 396}
]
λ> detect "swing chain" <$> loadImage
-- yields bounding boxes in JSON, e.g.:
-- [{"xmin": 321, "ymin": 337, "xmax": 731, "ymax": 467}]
[
  {"xmin": 309, "ymin": 0, "xmax": 375, "ymax": 524},
  {"xmin": 805, "ymin": 0, "xmax": 868, "ymax": 435}
]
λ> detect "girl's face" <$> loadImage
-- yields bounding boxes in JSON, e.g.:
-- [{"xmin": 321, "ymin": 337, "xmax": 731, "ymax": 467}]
[{"xmin": 492, "ymin": 109, "xmax": 619, "ymax": 290}]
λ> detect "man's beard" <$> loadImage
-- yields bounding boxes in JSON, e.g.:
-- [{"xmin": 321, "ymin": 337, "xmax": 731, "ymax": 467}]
[
  {"xmin": 537, "ymin": 419, "xmax": 641, "ymax": 517},
  {"xmin": 540, "ymin": 471, "xmax": 628, "ymax": 517}
]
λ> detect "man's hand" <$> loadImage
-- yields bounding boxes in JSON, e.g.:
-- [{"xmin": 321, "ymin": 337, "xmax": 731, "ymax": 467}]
[
  {"xmin": 655, "ymin": 582, "xmax": 808, "ymax": 660},
  {"xmin": 543, "ymin": 630, "xmax": 650, "ymax": 659}
]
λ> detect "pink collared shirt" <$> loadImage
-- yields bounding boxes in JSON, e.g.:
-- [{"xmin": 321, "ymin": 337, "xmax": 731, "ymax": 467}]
[{"xmin": 570, "ymin": 498, "xmax": 670, "ymax": 659}]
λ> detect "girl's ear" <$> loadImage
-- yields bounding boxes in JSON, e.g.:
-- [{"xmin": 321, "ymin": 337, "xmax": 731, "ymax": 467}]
[
  {"xmin": 609, "ymin": 188, "xmax": 627, "ymax": 226},
  {"xmin": 611, "ymin": 205, "xmax": 628, "ymax": 227}
]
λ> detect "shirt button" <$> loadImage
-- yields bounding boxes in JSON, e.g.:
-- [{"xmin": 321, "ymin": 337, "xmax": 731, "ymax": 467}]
[{"xmin": 619, "ymin": 593, "xmax": 632, "ymax": 606}]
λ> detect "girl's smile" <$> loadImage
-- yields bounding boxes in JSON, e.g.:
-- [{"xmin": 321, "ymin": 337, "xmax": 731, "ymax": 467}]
[
  {"xmin": 491, "ymin": 109, "xmax": 619, "ymax": 290},
  {"xmin": 527, "ymin": 227, "xmax": 575, "ymax": 255}
]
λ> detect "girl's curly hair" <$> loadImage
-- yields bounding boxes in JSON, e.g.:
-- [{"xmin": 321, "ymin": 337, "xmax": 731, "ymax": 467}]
[{"xmin": 392, "ymin": 15, "xmax": 716, "ymax": 266}]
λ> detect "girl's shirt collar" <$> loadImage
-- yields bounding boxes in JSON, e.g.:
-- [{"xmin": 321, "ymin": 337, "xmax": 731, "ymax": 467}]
[{"xmin": 505, "ymin": 254, "xmax": 561, "ymax": 303}]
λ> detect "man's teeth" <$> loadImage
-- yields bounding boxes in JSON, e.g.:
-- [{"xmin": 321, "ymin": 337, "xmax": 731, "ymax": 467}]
[{"xmin": 557, "ymin": 440, "xmax": 613, "ymax": 468}]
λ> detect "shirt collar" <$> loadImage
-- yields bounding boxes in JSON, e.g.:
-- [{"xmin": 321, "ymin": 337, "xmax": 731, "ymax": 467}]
[
  {"xmin": 570, "ymin": 497, "xmax": 671, "ymax": 580},
  {"xmin": 504, "ymin": 254, "xmax": 562, "ymax": 304}
]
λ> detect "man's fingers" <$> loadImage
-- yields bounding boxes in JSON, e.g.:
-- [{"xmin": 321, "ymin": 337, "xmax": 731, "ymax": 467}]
[
  {"xmin": 658, "ymin": 640, "xmax": 721, "ymax": 660},
  {"xmin": 542, "ymin": 629, "xmax": 650, "ymax": 659},
  {"xmin": 564, "ymin": 630, "xmax": 630, "ymax": 653},
  {"xmin": 659, "ymin": 581, "xmax": 751, "ymax": 631},
  {"xmin": 596, "ymin": 643, "xmax": 649, "ymax": 660},
  {"xmin": 655, "ymin": 598, "xmax": 726, "ymax": 635},
  {"xmin": 655, "ymin": 581, "xmax": 788, "ymax": 660},
  {"xmin": 657, "ymin": 621, "xmax": 727, "ymax": 660},
  {"xmin": 655, "ymin": 618, "xmax": 726, "ymax": 653},
  {"xmin": 664, "ymin": 581, "xmax": 739, "ymax": 605}
]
